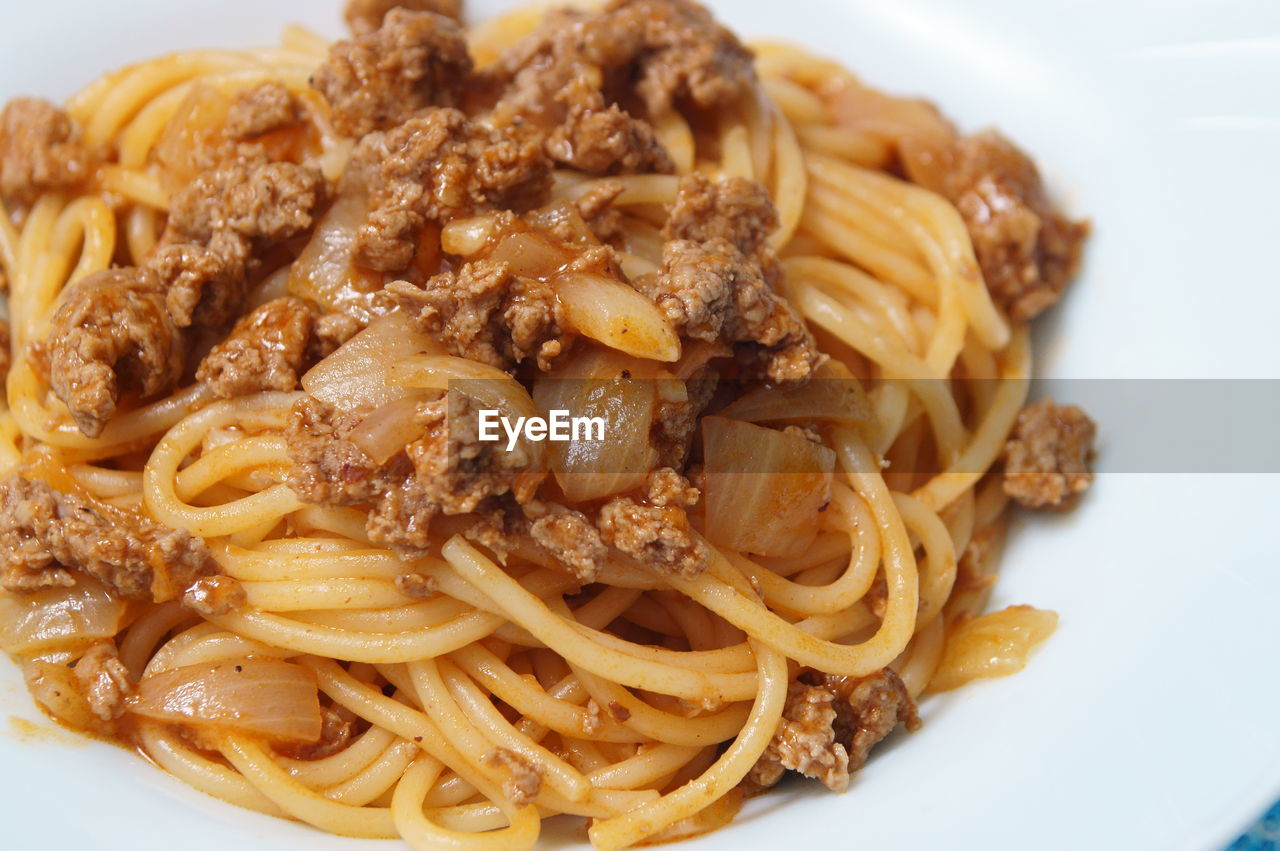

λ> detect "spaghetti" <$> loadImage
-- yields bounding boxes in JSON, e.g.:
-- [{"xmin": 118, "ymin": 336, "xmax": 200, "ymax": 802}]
[{"xmin": 0, "ymin": 1, "xmax": 1093, "ymax": 849}]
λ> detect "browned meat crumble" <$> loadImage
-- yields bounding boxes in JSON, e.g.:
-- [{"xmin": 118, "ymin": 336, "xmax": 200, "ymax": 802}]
[
  {"xmin": 45, "ymin": 267, "xmax": 186, "ymax": 438},
  {"xmin": 0, "ymin": 97, "xmax": 91, "ymax": 205},
  {"xmin": 225, "ymin": 81, "xmax": 301, "ymax": 140},
  {"xmin": 640, "ymin": 173, "xmax": 823, "ymax": 384},
  {"xmin": 479, "ymin": 0, "xmax": 756, "ymax": 119},
  {"xmin": 155, "ymin": 158, "xmax": 324, "ymax": 336},
  {"xmin": 345, "ymin": 0, "xmax": 463, "ymax": 35},
  {"xmin": 313, "ymin": 8, "xmax": 473, "ymax": 138},
  {"xmin": 387, "ymin": 258, "xmax": 567, "ymax": 372},
  {"xmin": 286, "ymin": 393, "xmax": 541, "ymax": 554},
  {"xmin": 902, "ymin": 130, "xmax": 1088, "ymax": 322},
  {"xmin": 663, "ymin": 172, "xmax": 777, "ymax": 254},
  {"xmin": 72, "ymin": 643, "xmax": 134, "ymax": 722},
  {"xmin": 484, "ymin": 747, "xmax": 544, "ymax": 807},
  {"xmin": 149, "ymin": 234, "xmax": 251, "ymax": 332},
  {"xmin": 0, "ymin": 474, "xmax": 214, "ymax": 600},
  {"xmin": 196, "ymin": 296, "xmax": 316, "ymax": 398},
  {"xmin": 1002, "ymin": 398, "xmax": 1096, "ymax": 510},
  {"xmin": 748, "ymin": 668, "xmax": 920, "ymax": 793},
  {"xmin": 367, "ymin": 392, "xmax": 541, "ymax": 552},
  {"xmin": 527, "ymin": 503, "xmax": 609, "ymax": 583},
  {"xmin": 598, "ymin": 468, "xmax": 707, "ymax": 578},
  {"xmin": 164, "ymin": 159, "xmax": 325, "ymax": 248},
  {"xmin": 285, "ymin": 396, "xmax": 410, "ymax": 507},
  {"xmin": 351, "ymin": 109, "xmax": 551, "ymax": 271},
  {"xmin": 540, "ymin": 75, "xmax": 676, "ymax": 175}
]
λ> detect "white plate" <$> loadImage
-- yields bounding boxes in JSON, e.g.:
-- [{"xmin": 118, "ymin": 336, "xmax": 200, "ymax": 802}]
[{"xmin": 3, "ymin": 1, "xmax": 1279, "ymax": 849}]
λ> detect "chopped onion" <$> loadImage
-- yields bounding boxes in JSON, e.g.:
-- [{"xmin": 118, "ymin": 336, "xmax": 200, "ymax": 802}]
[
  {"xmin": 702, "ymin": 417, "xmax": 836, "ymax": 558},
  {"xmin": 347, "ymin": 397, "xmax": 427, "ymax": 464},
  {"xmin": 23, "ymin": 658, "xmax": 104, "ymax": 733},
  {"xmin": 130, "ymin": 658, "xmax": 323, "ymax": 744},
  {"xmin": 533, "ymin": 347, "xmax": 658, "ymax": 502},
  {"xmin": 441, "ymin": 212, "xmax": 507, "ymax": 256},
  {"xmin": 928, "ymin": 606, "xmax": 1058, "ymax": 693},
  {"xmin": 288, "ymin": 190, "xmax": 384, "ymax": 316},
  {"xmin": 555, "ymin": 272, "xmax": 681, "ymax": 363},
  {"xmin": 155, "ymin": 85, "xmax": 232, "ymax": 191},
  {"xmin": 301, "ymin": 311, "xmax": 443, "ymax": 413},
  {"xmin": 718, "ymin": 367, "xmax": 870, "ymax": 424},
  {"xmin": 389, "ymin": 353, "xmax": 541, "ymax": 421},
  {"xmin": 489, "ymin": 230, "xmax": 570, "ymax": 279},
  {"xmin": 0, "ymin": 579, "xmax": 126, "ymax": 656}
]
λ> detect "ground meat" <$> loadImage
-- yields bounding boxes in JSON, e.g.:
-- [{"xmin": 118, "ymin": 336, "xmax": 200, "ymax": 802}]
[
  {"xmin": 157, "ymin": 159, "xmax": 322, "ymax": 332},
  {"xmin": 367, "ymin": 393, "xmax": 539, "ymax": 552},
  {"xmin": 901, "ymin": 131, "xmax": 1087, "ymax": 322},
  {"xmin": 646, "ymin": 238, "xmax": 820, "ymax": 383},
  {"xmin": 183, "ymin": 574, "xmax": 248, "ymax": 616},
  {"xmin": 575, "ymin": 179, "xmax": 626, "ymax": 242},
  {"xmin": 285, "ymin": 396, "xmax": 409, "ymax": 507},
  {"xmin": 747, "ymin": 682, "xmax": 847, "ymax": 791},
  {"xmin": 345, "ymin": 0, "xmax": 463, "ymax": 34},
  {"xmin": 663, "ymin": 172, "xmax": 777, "ymax": 255},
  {"xmin": 73, "ymin": 643, "xmax": 133, "ymax": 722},
  {"xmin": 820, "ymin": 669, "xmax": 921, "ymax": 771},
  {"xmin": 352, "ymin": 109, "xmax": 551, "ymax": 271},
  {"xmin": 1002, "ymin": 398, "xmax": 1095, "ymax": 510},
  {"xmin": 0, "ymin": 98, "xmax": 91, "ymax": 205},
  {"xmin": 543, "ymin": 75, "xmax": 674, "ymax": 175},
  {"xmin": 310, "ymin": 311, "xmax": 362, "ymax": 358},
  {"xmin": 225, "ymin": 82, "xmax": 300, "ymax": 140},
  {"xmin": 388, "ymin": 258, "xmax": 566, "ymax": 371},
  {"xmin": 597, "ymin": 468, "xmax": 707, "ymax": 578},
  {"xmin": 165, "ymin": 159, "xmax": 325, "ymax": 247},
  {"xmin": 394, "ymin": 572, "xmax": 437, "ymax": 597},
  {"xmin": 528, "ymin": 504, "xmax": 608, "ymax": 582},
  {"xmin": 749, "ymin": 668, "xmax": 919, "ymax": 794},
  {"xmin": 196, "ymin": 296, "xmax": 316, "ymax": 398},
  {"xmin": 480, "ymin": 0, "xmax": 755, "ymax": 119},
  {"xmin": 484, "ymin": 747, "xmax": 543, "ymax": 807},
  {"xmin": 148, "ymin": 233, "xmax": 250, "ymax": 331},
  {"xmin": 608, "ymin": 0, "xmax": 757, "ymax": 114},
  {"xmin": 313, "ymin": 8, "xmax": 473, "ymax": 139},
  {"xmin": 46, "ymin": 267, "xmax": 186, "ymax": 438},
  {"xmin": 0, "ymin": 474, "xmax": 214, "ymax": 600}
]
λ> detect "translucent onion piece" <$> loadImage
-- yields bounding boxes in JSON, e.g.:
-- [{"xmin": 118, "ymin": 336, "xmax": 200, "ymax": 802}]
[
  {"xmin": 440, "ymin": 212, "xmax": 505, "ymax": 256},
  {"xmin": 347, "ymin": 396, "xmax": 427, "ymax": 465},
  {"xmin": 287, "ymin": 191, "xmax": 383, "ymax": 316},
  {"xmin": 301, "ymin": 312, "xmax": 442, "ymax": 413},
  {"xmin": 533, "ymin": 348, "xmax": 658, "ymax": 502},
  {"xmin": 130, "ymin": 658, "xmax": 323, "ymax": 744},
  {"xmin": 22, "ymin": 658, "xmax": 103, "ymax": 733},
  {"xmin": 555, "ymin": 272, "xmax": 681, "ymax": 362},
  {"xmin": 154, "ymin": 85, "xmax": 232, "ymax": 191},
  {"xmin": 385, "ymin": 355, "xmax": 538, "ymax": 418},
  {"xmin": 489, "ymin": 230, "xmax": 569, "ymax": 279},
  {"xmin": 928, "ymin": 605, "xmax": 1058, "ymax": 693},
  {"xmin": 718, "ymin": 370, "xmax": 870, "ymax": 425},
  {"xmin": 702, "ymin": 417, "xmax": 836, "ymax": 558},
  {"xmin": 0, "ymin": 579, "xmax": 126, "ymax": 656}
]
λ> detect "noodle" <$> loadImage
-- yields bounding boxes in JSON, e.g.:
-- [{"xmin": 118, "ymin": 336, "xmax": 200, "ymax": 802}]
[{"xmin": 0, "ymin": 2, "xmax": 1090, "ymax": 848}]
